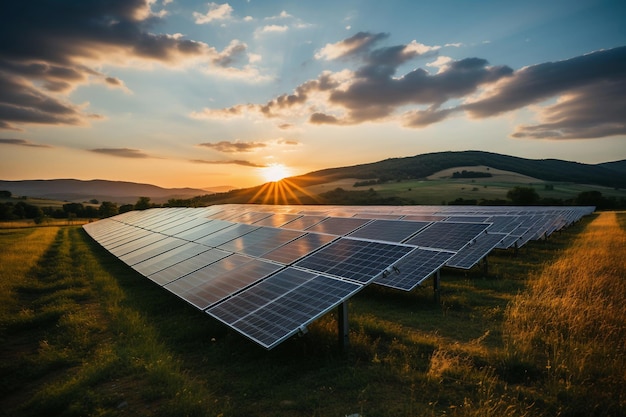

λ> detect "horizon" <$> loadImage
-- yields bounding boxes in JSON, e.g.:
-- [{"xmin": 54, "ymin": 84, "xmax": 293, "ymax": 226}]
[{"xmin": 1, "ymin": 1, "xmax": 625, "ymax": 189}]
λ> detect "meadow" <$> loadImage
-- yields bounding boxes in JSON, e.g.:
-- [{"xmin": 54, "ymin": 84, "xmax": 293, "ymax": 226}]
[{"xmin": 0, "ymin": 211, "xmax": 624, "ymax": 416}]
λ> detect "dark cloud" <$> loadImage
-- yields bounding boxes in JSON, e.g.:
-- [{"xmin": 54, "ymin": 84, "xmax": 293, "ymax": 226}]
[
  {"xmin": 191, "ymin": 159, "xmax": 266, "ymax": 168},
  {"xmin": 0, "ymin": 138, "xmax": 52, "ymax": 148},
  {"xmin": 315, "ymin": 32, "xmax": 390, "ymax": 60},
  {"xmin": 0, "ymin": 0, "xmax": 231, "ymax": 130},
  {"xmin": 463, "ymin": 46, "xmax": 626, "ymax": 118},
  {"xmin": 90, "ymin": 148, "xmax": 151, "ymax": 158},
  {"xmin": 511, "ymin": 79, "xmax": 626, "ymax": 139},
  {"xmin": 198, "ymin": 141, "xmax": 266, "ymax": 153}
]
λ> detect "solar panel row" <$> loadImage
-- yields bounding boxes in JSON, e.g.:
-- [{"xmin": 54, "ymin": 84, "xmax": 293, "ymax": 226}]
[{"xmin": 83, "ymin": 204, "xmax": 594, "ymax": 349}]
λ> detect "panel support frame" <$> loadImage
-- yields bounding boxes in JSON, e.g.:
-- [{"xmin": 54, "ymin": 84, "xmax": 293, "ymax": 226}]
[
  {"xmin": 338, "ymin": 301, "xmax": 349, "ymax": 352},
  {"xmin": 433, "ymin": 269, "xmax": 441, "ymax": 304}
]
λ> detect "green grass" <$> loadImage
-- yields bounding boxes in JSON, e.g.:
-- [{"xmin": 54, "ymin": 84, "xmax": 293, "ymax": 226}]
[{"xmin": 1, "ymin": 214, "xmax": 624, "ymax": 416}]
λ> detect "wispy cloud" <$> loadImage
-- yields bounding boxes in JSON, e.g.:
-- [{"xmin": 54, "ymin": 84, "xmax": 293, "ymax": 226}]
[
  {"xmin": 191, "ymin": 159, "xmax": 266, "ymax": 167},
  {"xmin": 90, "ymin": 148, "xmax": 151, "ymax": 158},
  {"xmin": 198, "ymin": 141, "xmax": 266, "ymax": 153},
  {"xmin": 0, "ymin": 138, "xmax": 52, "ymax": 148}
]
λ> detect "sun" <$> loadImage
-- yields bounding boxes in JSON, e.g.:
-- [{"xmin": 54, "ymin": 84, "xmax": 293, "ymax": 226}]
[{"xmin": 260, "ymin": 163, "xmax": 292, "ymax": 183}]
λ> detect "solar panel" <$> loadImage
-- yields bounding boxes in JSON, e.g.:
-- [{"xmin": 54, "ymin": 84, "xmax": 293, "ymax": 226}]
[
  {"xmin": 446, "ymin": 232, "xmax": 506, "ymax": 269},
  {"xmin": 294, "ymin": 238, "xmax": 414, "ymax": 284},
  {"xmin": 280, "ymin": 215, "xmax": 326, "ymax": 231},
  {"xmin": 195, "ymin": 223, "xmax": 259, "ymax": 247},
  {"xmin": 207, "ymin": 267, "xmax": 362, "ymax": 349},
  {"xmin": 405, "ymin": 222, "xmax": 491, "ymax": 251},
  {"xmin": 132, "ymin": 242, "xmax": 210, "ymax": 276},
  {"xmin": 348, "ymin": 219, "xmax": 430, "ymax": 243},
  {"xmin": 148, "ymin": 248, "xmax": 231, "ymax": 286},
  {"xmin": 217, "ymin": 227, "xmax": 304, "ymax": 257},
  {"xmin": 164, "ymin": 256, "xmax": 282, "ymax": 310},
  {"xmin": 84, "ymin": 203, "xmax": 594, "ymax": 350},
  {"xmin": 374, "ymin": 248, "xmax": 455, "ymax": 291},
  {"xmin": 304, "ymin": 217, "xmax": 371, "ymax": 235},
  {"xmin": 120, "ymin": 236, "xmax": 189, "ymax": 266},
  {"xmin": 261, "ymin": 233, "xmax": 337, "ymax": 264}
]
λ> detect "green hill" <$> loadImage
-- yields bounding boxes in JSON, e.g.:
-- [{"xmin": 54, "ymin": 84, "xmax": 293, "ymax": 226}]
[{"xmin": 289, "ymin": 150, "xmax": 626, "ymax": 189}]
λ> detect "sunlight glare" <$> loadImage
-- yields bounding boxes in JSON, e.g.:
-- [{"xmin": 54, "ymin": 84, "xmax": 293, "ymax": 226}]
[{"xmin": 261, "ymin": 163, "xmax": 292, "ymax": 183}]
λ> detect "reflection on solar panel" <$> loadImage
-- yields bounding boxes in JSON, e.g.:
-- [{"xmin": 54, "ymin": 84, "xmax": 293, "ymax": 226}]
[
  {"xmin": 83, "ymin": 203, "xmax": 594, "ymax": 350},
  {"xmin": 348, "ymin": 219, "xmax": 430, "ymax": 243},
  {"xmin": 446, "ymin": 232, "xmax": 506, "ymax": 269},
  {"xmin": 148, "ymin": 249, "xmax": 231, "ymax": 286},
  {"xmin": 218, "ymin": 227, "xmax": 304, "ymax": 257},
  {"xmin": 305, "ymin": 217, "xmax": 371, "ymax": 235},
  {"xmin": 207, "ymin": 268, "xmax": 362, "ymax": 349},
  {"xmin": 294, "ymin": 238, "xmax": 413, "ymax": 283},
  {"xmin": 164, "ymin": 255, "xmax": 281, "ymax": 310},
  {"xmin": 375, "ymin": 248, "xmax": 455, "ymax": 291},
  {"xmin": 280, "ymin": 215, "xmax": 326, "ymax": 231},
  {"xmin": 405, "ymin": 222, "xmax": 490, "ymax": 251},
  {"xmin": 261, "ymin": 233, "xmax": 336, "ymax": 264}
]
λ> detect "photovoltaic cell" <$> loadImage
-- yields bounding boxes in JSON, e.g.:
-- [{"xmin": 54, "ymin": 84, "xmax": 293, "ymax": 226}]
[
  {"xmin": 207, "ymin": 268, "xmax": 362, "ymax": 349},
  {"xmin": 348, "ymin": 219, "xmax": 430, "ymax": 243},
  {"xmin": 294, "ymin": 238, "xmax": 413, "ymax": 283},
  {"xmin": 261, "ymin": 233, "xmax": 336, "ymax": 264},
  {"xmin": 374, "ymin": 248, "xmax": 455, "ymax": 291},
  {"xmin": 405, "ymin": 222, "xmax": 491, "ymax": 251}
]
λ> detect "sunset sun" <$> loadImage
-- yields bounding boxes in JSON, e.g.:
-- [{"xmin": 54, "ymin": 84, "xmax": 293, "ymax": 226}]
[{"xmin": 261, "ymin": 163, "xmax": 291, "ymax": 183}]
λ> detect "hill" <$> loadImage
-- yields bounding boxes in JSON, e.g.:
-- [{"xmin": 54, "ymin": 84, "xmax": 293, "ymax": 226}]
[
  {"xmin": 0, "ymin": 179, "xmax": 212, "ymax": 204},
  {"xmin": 289, "ymin": 150, "xmax": 626, "ymax": 189}
]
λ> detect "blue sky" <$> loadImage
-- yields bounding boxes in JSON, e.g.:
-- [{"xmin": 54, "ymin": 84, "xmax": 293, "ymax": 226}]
[{"xmin": 0, "ymin": 0, "xmax": 625, "ymax": 189}]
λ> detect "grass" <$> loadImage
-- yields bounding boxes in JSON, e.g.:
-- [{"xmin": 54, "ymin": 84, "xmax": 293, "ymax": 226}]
[{"xmin": 0, "ymin": 212, "xmax": 624, "ymax": 416}]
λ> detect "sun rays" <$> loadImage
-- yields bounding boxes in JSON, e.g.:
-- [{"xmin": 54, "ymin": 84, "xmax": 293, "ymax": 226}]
[{"xmin": 248, "ymin": 177, "xmax": 324, "ymax": 205}]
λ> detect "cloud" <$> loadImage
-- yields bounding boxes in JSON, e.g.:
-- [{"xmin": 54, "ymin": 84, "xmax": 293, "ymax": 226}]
[
  {"xmin": 193, "ymin": 2, "xmax": 234, "ymax": 24},
  {"xmin": 0, "ymin": 138, "xmax": 52, "ymax": 148},
  {"xmin": 90, "ymin": 148, "xmax": 151, "ymax": 158},
  {"xmin": 256, "ymin": 24, "xmax": 289, "ymax": 36},
  {"xmin": 0, "ymin": 0, "xmax": 260, "ymax": 130},
  {"xmin": 315, "ymin": 32, "xmax": 390, "ymax": 60},
  {"xmin": 511, "ymin": 79, "xmax": 626, "ymax": 139},
  {"xmin": 198, "ymin": 140, "xmax": 266, "ymax": 152},
  {"xmin": 191, "ymin": 159, "xmax": 266, "ymax": 167},
  {"xmin": 265, "ymin": 11, "xmax": 293, "ymax": 20},
  {"xmin": 194, "ymin": 30, "xmax": 625, "ymax": 140}
]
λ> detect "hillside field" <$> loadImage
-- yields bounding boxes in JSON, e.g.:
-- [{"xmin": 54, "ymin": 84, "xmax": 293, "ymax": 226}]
[{"xmin": 0, "ymin": 211, "xmax": 624, "ymax": 416}]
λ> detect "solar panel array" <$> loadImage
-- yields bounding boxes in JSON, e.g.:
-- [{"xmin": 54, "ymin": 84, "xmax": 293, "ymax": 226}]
[{"xmin": 84, "ymin": 204, "xmax": 593, "ymax": 349}]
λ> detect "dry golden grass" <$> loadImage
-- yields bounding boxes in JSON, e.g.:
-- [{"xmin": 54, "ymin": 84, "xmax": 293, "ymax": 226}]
[{"xmin": 504, "ymin": 211, "xmax": 626, "ymax": 413}]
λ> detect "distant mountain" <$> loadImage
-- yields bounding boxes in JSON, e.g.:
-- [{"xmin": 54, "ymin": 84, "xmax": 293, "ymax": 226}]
[
  {"xmin": 289, "ymin": 150, "xmax": 626, "ymax": 189},
  {"xmin": 598, "ymin": 160, "xmax": 626, "ymax": 176},
  {"xmin": 0, "ymin": 179, "xmax": 213, "ymax": 204}
]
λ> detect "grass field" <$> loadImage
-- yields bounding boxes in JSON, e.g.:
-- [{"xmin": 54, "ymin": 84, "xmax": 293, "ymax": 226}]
[{"xmin": 1, "ymin": 212, "xmax": 624, "ymax": 416}]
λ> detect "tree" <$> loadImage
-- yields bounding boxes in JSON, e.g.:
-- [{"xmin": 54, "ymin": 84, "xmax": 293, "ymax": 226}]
[
  {"xmin": 507, "ymin": 186, "xmax": 540, "ymax": 205},
  {"xmin": 0, "ymin": 190, "xmax": 11, "ymax": 198},
  {"xmin": 134, "ymin": 196, "xmax": 151, "ymax": 210},
  {"xmin": 98, "ymin": 201, "xmax": 118, "ymax": 218}
]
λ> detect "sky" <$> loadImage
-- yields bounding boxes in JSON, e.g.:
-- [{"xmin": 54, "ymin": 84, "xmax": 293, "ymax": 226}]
[{"xmin": 1, "ymin": 0, "xmax": 625, "ymax": 190}]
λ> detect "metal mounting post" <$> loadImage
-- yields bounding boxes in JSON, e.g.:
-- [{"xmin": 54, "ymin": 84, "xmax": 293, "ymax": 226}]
[
  {"xmin": 338, "ymin": 301, "xmax": 349, "ymax": 352},
  {"xmin": 433, "ymin": 270, "xmax": 441, "ymax": 304}
]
